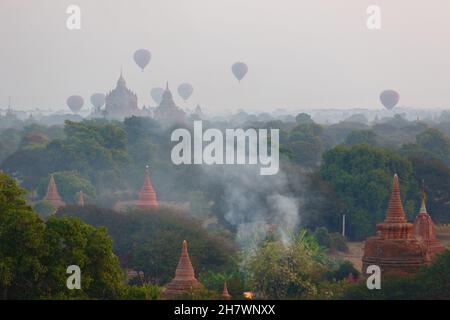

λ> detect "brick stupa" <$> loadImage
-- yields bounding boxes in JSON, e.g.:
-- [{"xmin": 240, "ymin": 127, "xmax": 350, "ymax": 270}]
[
  {"xmin": 135, "ymin": 166, "xmax": 158, "ymax": 209},
  {"xmin": 44, "ymin": 174, "xmax": 65, "ymax": 209},
  {"xmin": 163, "ymin": 240, "xmax": 203, "ymax": 298},
  {"xmin": 362, "ymin": 174, "xmax": 430, "ymax": 274},
  {"xmin": 413, "ymin": 192, "xmax": 445, "ymax": 259},
  {"xmin": 222, "ymin": 282, "xmax": 232, "ymax": 300}
]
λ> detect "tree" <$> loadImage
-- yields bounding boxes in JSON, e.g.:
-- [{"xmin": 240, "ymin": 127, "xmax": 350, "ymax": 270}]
[
  {"xmin": 245, "ymin": 230, "xmax": 328, "ymax": 299},
  {"xmin": 285, "ymin": 123, "xmax": 324, "ymax": 167},
  {"xmin": 416, "ymin": 128, "xmax": 450, "ymax": 165},
  {"xmin": 42, "ymin": 216, "xmax": 125, "ymax": 299},
  {"xmin": 56, "ymin": 206, "xmax": 239, "ymax": 285},
  {"xmin": 36, "ymin": 171, "xmax": 95, "ymax": 203},
  {"xmin": 0, "ymin": 172, "xmax": 47, "ymax": 299},
  {"xmin": 409, "ymin": 156, "xmax": 450, "ymax": 222},
  {"xmin": 320, "ymin": 144, "xmax": 416, "ymax": 240},
  {"xmin": 344, "ymin": 130, "xmax": 377, "ymax": 146},
  {"xmin": 33, "ymin": 200, "xmax": 55, "ymax": 220},
  {"xmin": 0, "ymin": 172, "xmax": 126, "ymax": 299},
  {"xmin": 295, "ymin": 113, "xmax": 314, "ymax": 124}
]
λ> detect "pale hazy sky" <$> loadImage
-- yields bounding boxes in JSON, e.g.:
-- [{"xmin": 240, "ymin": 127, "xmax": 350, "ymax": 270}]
[{"xmin": 1, "ymin": 0, "xmax": 450, "ymax": 112}]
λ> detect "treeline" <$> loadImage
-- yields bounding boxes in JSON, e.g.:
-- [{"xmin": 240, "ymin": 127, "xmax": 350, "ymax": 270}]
[{"xmin": 1, "ymin": 114, "xmax": 450, "ymax": 240}]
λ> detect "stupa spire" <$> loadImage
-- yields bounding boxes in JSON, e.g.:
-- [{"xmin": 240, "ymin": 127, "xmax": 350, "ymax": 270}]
[
  {"xmin": 163, "ymin": 240, "xmax": 203, "ymax": 298},
  {"xmin": 384, "ymin": 174, "xmax": 408, "ymax": 224},
  {"xmin": 222, "ymin": 282, "xmax": 232, "ymax": 300},
  {"xmin": 136, "ymin": 165, "xmax": 158, "ymax": 209},
  {"xmin": 44, "ymin": 174, "xmax": 65, "ymax": 209},
  {"xmin": 413, "ymin": 187, "xmax": 445, "ymax": 258}
]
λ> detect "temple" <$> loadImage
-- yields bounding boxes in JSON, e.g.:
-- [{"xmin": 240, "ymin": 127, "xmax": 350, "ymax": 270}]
[
  {"xmin": 362, "ymin": 174, "xmax": 430, "ymax": 274},
  {"xmin": 163, "ymin": 240, "xmax": 203, "ymax": 298},
  {"xmin": 135, "ymin": 166, "xmax": 158, "ymax": 209},
  {"xmin": 104, "ymin": 71, "xmax": 139, "ymax": 119},
  {"xmin": 153, "ymin": 83, "xmax": 186, "ymax": 125},
  {"xmin": 44, "ymin": 174, "xmax": 65, "ymax": 210},
  {"xmin": 222, "ymin": 282, "xmax": 232, "ymax": 300},
  {"xmin": 413, "ymin": 191, "xmax": 445, "ymax": 259}
]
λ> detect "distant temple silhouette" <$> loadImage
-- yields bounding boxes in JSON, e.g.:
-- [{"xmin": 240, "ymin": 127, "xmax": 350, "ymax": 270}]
[
  {"xmin": 104, "ymin": 72, "xmax": 139, "ymax": 119},
  {"xmin": 135, "ymin": 166, "xmax": 159, "ymax": 209},
  {"xmin": 153, "ymin": 83, "xmax": 186, "ymax": 125},
  {"xmin": 44, "ymin": 174, "xmax": 65, "ymax": 210}
]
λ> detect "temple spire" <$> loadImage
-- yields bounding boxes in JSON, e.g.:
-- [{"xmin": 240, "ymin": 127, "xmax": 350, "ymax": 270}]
[
  {"xmin": 222, "ymin": 282, "xmax": 232, "ymax": 300},
  {"xmin": 420, "ymin": 188, "xmax": 427, "ymax": 214},
  {"xmin": 136, "ymin": 165, "xmax": 158, "ymax": 209},
  {"xmin": 163, "ymin": 240, "xmax": 203, "ymax": 298},
  {"xmin": 384, "ymin": 174, "xmax": 408, "ymax": 224},
  {"xmin": 413, "ymin": 183, "xmax": 445, "ymax": 258},
  {"xmin": 44, "ymin": 174, "xmax": 65, "ymax": 210}
]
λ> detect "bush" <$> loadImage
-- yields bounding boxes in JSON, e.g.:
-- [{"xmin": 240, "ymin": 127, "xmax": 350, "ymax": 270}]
[
  {"xmin": 123, "ymin": 284, "xmax": 162, "ymax": 300},
  {"xmin": 325, "ymin": 261, "xmax": 359, "ymax": 282},
  {"xmin": 314, "ymin": 227, "xmax": 348, "ymax": 252}
]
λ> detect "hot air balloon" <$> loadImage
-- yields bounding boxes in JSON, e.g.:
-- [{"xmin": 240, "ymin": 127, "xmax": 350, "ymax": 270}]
[
  {"xmin": 67, "ymin": 95, "xmax": 84, "ymax": 113},
  {"xmin": 231, "ymin": 62, "xmax": 248, "ymax": 82},
  {"xmin": 133, "ymin": 49, "xmax": 151, "ymax": 71},
  {"xmin": 380, "ymin": 90, "xmax": 400, "ymax": 110},
  {"xmin": 177, "ymin": 83, "xmax": 194, "ymax": 101},
  {"xmin": 90, "ymin": 93, "xmax": 105, "ymax": 110},
  {"xmin": 151, "ymin": 87, "xmax": 164, "ymax": 105}
]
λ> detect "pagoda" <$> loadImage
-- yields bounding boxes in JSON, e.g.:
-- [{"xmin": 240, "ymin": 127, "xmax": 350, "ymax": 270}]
[
  {"xmin": 362, "ymin": 174, "xmax": 430, "ymax": 274},
  {"xmin": 104, "ymin": 71, "xmax": 139, "ymax": 119},
  {"xmin": 163, "ymin": 240, "xmax": 203, "ymax": 298},
  {"xmin": 222, "ymin": 282, "xmax": 232, "ymax": 300},
  {"xmin": 135, "ymin": 166, "xmax": 158, "ymax": 209},
  {"xmin": 153, "ymin": 83, "xmax": 186, "ymax": 125},
  {"xmin": 413, "ymin": 191, "xmax": 445, "ymax": 259},
  {"xmin": 44, "ymin": 174, "xmax": 65, "ymax": 209}
]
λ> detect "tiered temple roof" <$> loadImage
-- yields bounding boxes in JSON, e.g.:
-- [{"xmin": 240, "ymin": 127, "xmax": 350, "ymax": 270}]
[
  {"xmin": 163, "ymin": 240, "xmax": 203, "ymax": 298},
  {"xmin": 362, "ymin": 174, "xmax": 430, "ymax": 274},
  {"xmin": 104, "ymin": 72, "xmax": 139, "ymax": 119},
  {"xmin": 44, "ymin": 174, "xmax": 65, "ymax": 210},
  {"xmin": 153, "ymin": 83, "xmax": 186, "ymax": 125},
  {"xmin": 135, "ymin": 166, "xmax": 158, "ymax": 209}
]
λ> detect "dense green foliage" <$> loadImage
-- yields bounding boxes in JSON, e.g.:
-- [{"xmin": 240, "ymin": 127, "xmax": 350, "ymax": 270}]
[
  {"xmin": 0, "ymin": 172, "xmax": 125, "ymax": 299},
  {"xmin": 1, "ymin": 112, "xmax": 450, "ymax": 299},
  {"xmin": 57, "ymin": 205, "xmax": 238, "ymax": 285},
  {"xmin": 245, "ymin": 230, "xmax": 349, "ymax": 299},
  {"xmin": 320, "ymin": 144, "xmax": 417, "ymax": 240}
]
